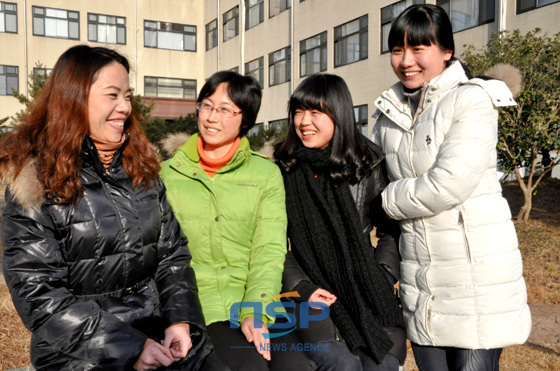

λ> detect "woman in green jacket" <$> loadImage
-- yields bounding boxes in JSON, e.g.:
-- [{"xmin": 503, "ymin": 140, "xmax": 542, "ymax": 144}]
[{"xmin": 160, "ymin": 71, "xmax": 313, "ymax": 371}]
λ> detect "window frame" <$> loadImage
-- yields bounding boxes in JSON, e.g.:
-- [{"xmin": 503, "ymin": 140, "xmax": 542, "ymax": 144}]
[
  {"xmin": 32, "ymin": 6, "xmax": 80, "ymax": 40},
  {"xmin": 246, "ymin": 0, "xmax": 264, "ymax": 30},
  {"xmin": 144, "ymin": 76, "xmax": 197, "ymax": 99},
  {"xmin": 299, "ymin": 31, "xmax": 327, "ymax": 77},
  {"xmin": 144, "ymin": 20, "xmax": 197, "ymax": 52},
  {"xmin": 269, "ymin": 0, "xmax": 292, "ymax": 18},
  {"xmin": 206, "ymin": 19, "xmax": 218, "ymax": 50},
  {"xmin": 87, "ymin": 12, "xmax": 126, "ymax": 45},
  {"xmin": 334, "ymin": 14, "xmax": 368, "ymax": 68},
  {"xmin": 269, "ymin": 46, "xmax": 291, "ymax": 87},
  {"xmin": 0, "ymin": 1, "xmax": 17, "ymax": 34},
  {"xmin": 245, "ymin": 57, "xmax": 264, "ymax": 89},
  {"xmin": 436, "ymin": 0, "xmax": 495, "ymax": 32},
  {"xmin": 516, "ymin": 0, "xmax": 559, "ymax": 14},
  {"xmin": 223, "ymin": 6, "xmax": 239, "ymax": 42},
  {"xmin": 354, "ymin": 104, "xmax": 368, "ymax": 136},
  {"xmin": 0, "ymin": 64, "xmax": 18, "ymax": 96}
]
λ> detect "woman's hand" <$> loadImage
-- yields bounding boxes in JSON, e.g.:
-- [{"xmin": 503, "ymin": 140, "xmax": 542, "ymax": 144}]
[
  {"xmin": 163, "ymin": 323, "xmax": 192, "ymax": 361},
  {"xmin": 133, "ymin": 338, "xmax": 174, "ymax": 370},
  {"xmin": 241, "ymin": 317, "xmax": 271, "ymax": 361},
  {"xmin": 309, "ymin": 288, "xmax": 337, "ymax": 308}
]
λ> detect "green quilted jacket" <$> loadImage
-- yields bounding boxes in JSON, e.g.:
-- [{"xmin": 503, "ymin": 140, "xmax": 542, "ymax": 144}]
[{"xmin": 160, "ymin": 134, "xmax": 287, "ymax": 326}]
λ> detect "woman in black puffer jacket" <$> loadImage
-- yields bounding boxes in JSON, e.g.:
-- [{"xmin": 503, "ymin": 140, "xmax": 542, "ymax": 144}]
[{"xmin": 0, "ymin": 45, "xmax": 213, "ymax": 370}]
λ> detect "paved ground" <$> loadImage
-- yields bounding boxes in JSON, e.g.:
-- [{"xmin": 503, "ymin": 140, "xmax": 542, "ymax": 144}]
[{"xmin": 526, "ymin": 303, "xmax": 560, "ymax": 354}]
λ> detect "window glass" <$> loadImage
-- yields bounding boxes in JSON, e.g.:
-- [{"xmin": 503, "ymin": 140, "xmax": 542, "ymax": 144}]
[
  {"xmin": 32, "ymin": 6, "xmax": 79, "ymax": 40},
  {"xmin": 144, "ymin": 20, "xmax": 196, "ymax": 51},
  {"xmin": 223, "ymin": 6, "xmax": 239, "ymax": 41},
  {"xmin": 206, "ymin": 19, "xmax": 218, "ymax": 50},
  {"xmin": 88, "ymin": 13, "xmax": 126, "ymax": 45},
  {"xmin": 269, "ymin": 47, "xmax": 291, "ymax": 86},
  {"xmin": 0, "ymin": 64, "xmax": 18, "ymax": 95},
  {"xmin": 0, "ymin": 2, "xmax": 18, "ymax": 33},
  {"xmin": 300, "ymin": 31, "xmax": 327, "ymax": 76},
  {"xmin": 144, "ymin": 76, "xmax": 197, "ymax": 99},
  {"xmin": 437, "ymin": 0, "xmax": 494, "ymax": 32},
  {"xmin": 334, "ymin": 15, "xmax": 368, "ymax": 67},
  {"xmin": 246, "ymin": 0, "xmax": 264, "ymax": 29},
  {"xmin": 245, "ymin": 57, "xmax": 264, "ymax": 88}
]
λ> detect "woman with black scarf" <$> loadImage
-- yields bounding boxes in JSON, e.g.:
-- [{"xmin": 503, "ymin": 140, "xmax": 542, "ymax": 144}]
[{"xmin": 273, "ymin": 73, "xmax": 406, "ymax": 370}]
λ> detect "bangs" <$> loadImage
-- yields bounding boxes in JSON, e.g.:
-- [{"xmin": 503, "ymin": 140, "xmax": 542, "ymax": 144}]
[
  {"xmin": 388, "ymin": 11, "xmax": 436, "ymax": 51},
  {"xmin": 289, "ymin": 81, "xmax": 327, "ymax": 113}
]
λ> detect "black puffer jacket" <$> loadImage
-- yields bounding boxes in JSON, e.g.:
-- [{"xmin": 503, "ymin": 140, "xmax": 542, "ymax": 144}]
[{"xmin": 1, "ymin": 137, "xmax": 206, "ymax": 370}]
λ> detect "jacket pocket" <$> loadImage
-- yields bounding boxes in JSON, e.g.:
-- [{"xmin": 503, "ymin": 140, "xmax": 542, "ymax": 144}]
[{"xmin": 458, "ymin": 211, "xmax": 472, "ymax": 263}]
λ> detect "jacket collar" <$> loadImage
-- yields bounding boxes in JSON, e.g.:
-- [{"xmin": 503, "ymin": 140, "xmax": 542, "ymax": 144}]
[{"xmin": 374, "ymin": 61, "xmax": 468, "ymax": 131}]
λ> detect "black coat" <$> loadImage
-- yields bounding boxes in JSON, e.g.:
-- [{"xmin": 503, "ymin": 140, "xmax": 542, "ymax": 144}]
[
  {"xmin": 281, "ymin": 140, "xmax": 406, "ymax": 363},
  {"xmin": 1, "ymin": 137, "xmax": 206, "ymax": 370}
]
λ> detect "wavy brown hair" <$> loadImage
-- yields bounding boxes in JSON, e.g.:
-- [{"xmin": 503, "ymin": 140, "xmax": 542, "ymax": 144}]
[{"xmin": 0, "ymin": 45, "xmax": 160, "ymax": 204}]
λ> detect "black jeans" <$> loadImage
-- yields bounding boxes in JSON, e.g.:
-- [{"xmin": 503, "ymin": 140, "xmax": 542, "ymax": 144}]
[
  {"xmin": 307, "ymin": 340, "xmax": 400, "ymax": 371},
  {"xmin": 412, "ymin": 343, "xmax": 503, "ymax": 371}
]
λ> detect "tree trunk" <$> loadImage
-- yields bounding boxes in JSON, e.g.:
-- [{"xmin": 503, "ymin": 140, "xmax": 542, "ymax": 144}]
[{"xmin": 517, "ymin": 187, "xmax": 533, "ymax": 221}]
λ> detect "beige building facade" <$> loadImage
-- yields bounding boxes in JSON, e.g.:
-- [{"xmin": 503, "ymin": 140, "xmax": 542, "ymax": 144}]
[{"xmin": 1, "ymin": 0, "xmax": 559, "ymax": 135}]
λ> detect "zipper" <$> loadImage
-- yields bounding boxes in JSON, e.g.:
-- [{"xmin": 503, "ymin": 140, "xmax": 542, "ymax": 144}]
[{"xmin": 458, "ymin": 211, "xmax": 472, "ymax": 263}]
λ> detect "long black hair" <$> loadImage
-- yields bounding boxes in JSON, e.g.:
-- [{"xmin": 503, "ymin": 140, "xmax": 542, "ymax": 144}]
[{"xmin": 274, "ymin": 73, "xmax": 375, "ymax": 185}]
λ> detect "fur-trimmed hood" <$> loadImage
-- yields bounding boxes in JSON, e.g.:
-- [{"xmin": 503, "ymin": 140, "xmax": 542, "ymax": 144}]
[{"xmin": 0, "ymin": 159, "xmax": 44, "ymax": 212}]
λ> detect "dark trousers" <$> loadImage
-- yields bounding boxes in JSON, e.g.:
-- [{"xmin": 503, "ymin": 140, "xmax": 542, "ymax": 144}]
[
  {"xmin": 204, "ymin": 321, "xmax": 315, "ymax": 371},
  {"xmin": 412, "ymin": 343, "xmax": 503, "ymax": 371},
  {"xmin": 307, "ymin": 340, "xmax": 400, "ymax": 371}
]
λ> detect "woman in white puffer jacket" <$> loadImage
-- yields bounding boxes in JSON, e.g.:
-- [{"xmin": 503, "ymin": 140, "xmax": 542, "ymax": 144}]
[{"xmin": 371, "ymin": 5, "xmax": 531, "ymax": 371}]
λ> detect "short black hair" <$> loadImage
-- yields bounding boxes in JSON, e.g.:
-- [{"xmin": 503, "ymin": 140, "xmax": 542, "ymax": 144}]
[
  {"xmin": 197, "ymin": 71, "xmax": 262, "ymax": 136},
  {"xmin": 389, "ymin": 4, "xmax": 455, "ymax": 66}
]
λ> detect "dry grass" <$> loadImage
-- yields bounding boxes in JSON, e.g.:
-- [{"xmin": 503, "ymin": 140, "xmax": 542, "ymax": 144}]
[
  {"xmin": 0, "ymin": 179, "xmax": 559, "ymax": 370},
  {"xmin": 0, "ymin": 286, "xmax": 31, "ymax": 370}
]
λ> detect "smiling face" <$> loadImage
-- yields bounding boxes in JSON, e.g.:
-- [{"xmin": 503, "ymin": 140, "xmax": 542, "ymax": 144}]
[
  {"xmin": 197, "ymin": 82, "xmax": 243, "ymax": 158},
  {"xmin": 390, "ymin": 35, "xmax": 453, "ymax": 89},
  {"xmin": 294, "ymin": 108, "xmax": 335, "ymax": 150},
  {"xmin": 87, "ymin": 62, "xmax": 131, "ymax": 142}
]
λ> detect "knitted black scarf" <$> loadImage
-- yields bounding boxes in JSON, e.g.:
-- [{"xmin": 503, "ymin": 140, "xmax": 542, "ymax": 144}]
[{"xmin": 284, "ymin": 146, "xmax": 404, "ymax": 363}]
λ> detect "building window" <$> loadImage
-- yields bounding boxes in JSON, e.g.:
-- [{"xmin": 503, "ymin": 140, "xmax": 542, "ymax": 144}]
[
  {"xmin": 32, "ymin": 6, "xmax": 79, "ymax": 40},
  {"xmin": 144, "ymin": 20, "xmax": 196, "ymax": 51},
  {"xmin": 88, "ymin": 13, "xmax": 126, "ymax": 44},
  {"xmin": 269, "ymin": 0, "xmax": 291, "ymax": 17},
  {"xmin": 300, "ymin": 31, "xmax": 327, "ymax": 77},
  {"xmin": 269, "ymin": 118, "xmax": 288, "ymax": 133},
  {"xmin": 230, "ymin": 66, "xmax": 239, "ymax": 73},
  {"xmin": 144, "ymin": 76, "xmax": 197, "ymax": 99},
  {"xmin": 223, "ymin": 6, "xmax": 239, "ymax": 41},
  {"xmin": 206, "ymin": 19, "xmax": 218, "ymax": 50},
  {"xmin": 437, "ymin": 0, "xmax": 494, "ymax": 32},
  {"xmin": 269, "ymin": 47, "xmax": 291, "ymax": 86},
  {"xmin": 33, "ymin": 67, "xmax": 52, "ymax": 77},
  {"xmin": 0, "ymin": 2, "xmax": 17, "ymax": 33},
  {"xmin": 246, "ymin": 0, "xmax": 264, "ymax": 30},
  {"xmin": 245, "ymin": 57, "xmax": 264, "ymax": 88},
  {"xmin": 248, "ymin": 122, "xmax": 264, "ymax": 136},
  {"xmin": 354, "ymin": 105, "xmax": 368, "ymax": 136},
  {"xmin": 0, "ymin": 65, "xmax": 18, "ymax": 96},
  {"xmin": 381, "ymin": 0, "xmax": 424, "ymax": 53},
  {"xmin": 518, "ymin": 0, "xmax": 559, "ymax": 12},
  {"xmin": 334, "ymin": 15, "xmax": 368, "ymax": 68}
]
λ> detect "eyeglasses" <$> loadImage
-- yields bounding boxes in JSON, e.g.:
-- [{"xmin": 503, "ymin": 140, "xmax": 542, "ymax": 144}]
[{"xmin": 196, "ymin": 102, "xmax": 242, "ymax": 119}]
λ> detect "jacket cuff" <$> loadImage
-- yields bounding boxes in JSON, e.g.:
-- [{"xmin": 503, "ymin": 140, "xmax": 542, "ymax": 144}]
[{"xmin": 293, "ymin": 281, "xmax": 320, "ymax": 303}]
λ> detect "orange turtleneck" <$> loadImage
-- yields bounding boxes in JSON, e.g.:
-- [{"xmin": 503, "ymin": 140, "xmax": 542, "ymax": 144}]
[
  {"xmin": 197, "ymin": 136, "xmax": 240, "ymax": 177},
  {"xmin": 90, "ymin": 134, "xmax": 126, "ymax": 172}
]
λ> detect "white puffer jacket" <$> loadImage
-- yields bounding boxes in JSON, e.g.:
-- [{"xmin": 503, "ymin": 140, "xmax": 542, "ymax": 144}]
[{"xmin": 371, "ymin": 61, "xmax": 531, "ymax": 349}]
